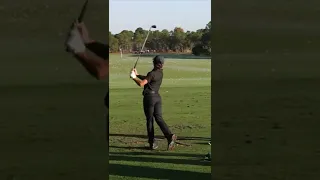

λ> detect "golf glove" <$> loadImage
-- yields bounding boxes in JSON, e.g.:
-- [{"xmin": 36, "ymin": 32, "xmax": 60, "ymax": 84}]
[
  {"xmin": 130, "ymin": 70, "xmax": 137, "ymax": 79},
  {"xmin": 66, "ymin": 27, "xmax": 86, "ymax": 53}
]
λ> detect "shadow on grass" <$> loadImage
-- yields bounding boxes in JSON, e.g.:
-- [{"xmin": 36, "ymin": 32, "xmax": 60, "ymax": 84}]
[
  {"xmin": 110, "ymin": 154, "xmax": 210, "ymax": 166},
  {"xmin": 129, "ymin": 53, "xmax": 211, "ymax": 60},
  {"xmin": 109, "ymin": 163, "xmax": 211, "ymax": 179},
  {"xmin": 193, "ymin": 142, "xmax": 211, "ymax": 145},
  {"xmin": 109, "ymin": 133, "xmax": 210, "ymax": 141},
  {"xmin": 109, "ymin": 146, "xmax": 149, "ymax": 151},
  {"xmin": 109, "ymin": 151, "xmax": 205, "ymax": 158}
]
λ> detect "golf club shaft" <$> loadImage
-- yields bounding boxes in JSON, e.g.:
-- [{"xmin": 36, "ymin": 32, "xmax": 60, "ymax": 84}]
[
  {"xmin": 78, "ymin": 0, "xmax": 89, "ymax": 22},
  {"xmin": 133, "ymin": 27, "xmax": 152, "ymax": 68}
]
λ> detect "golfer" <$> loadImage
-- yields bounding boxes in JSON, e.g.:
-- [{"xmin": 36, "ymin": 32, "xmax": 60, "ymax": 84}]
[
  {"xmin": 65, "ymin": 21, "xmax": 109, "ymax": 138},
  {"xmin": 130, "ymin": 55, "xmax": 177, "ymax": 150}
]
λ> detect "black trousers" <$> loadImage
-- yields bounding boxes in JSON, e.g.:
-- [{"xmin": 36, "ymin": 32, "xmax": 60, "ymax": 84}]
[{"xmin": 143, "ymin": 95, "xmax": 172, "ymax": 144}]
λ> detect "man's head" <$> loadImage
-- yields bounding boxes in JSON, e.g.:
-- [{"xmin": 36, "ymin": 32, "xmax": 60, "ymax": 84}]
[{"xmin": 153, "ymin": 55, "xmax": 164, "ymax": 69}]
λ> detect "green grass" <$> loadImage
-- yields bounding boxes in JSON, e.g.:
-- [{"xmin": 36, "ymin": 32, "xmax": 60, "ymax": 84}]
[{"xmin": 109, "ymin": 54, "xmax": 211, "ymax": 179}]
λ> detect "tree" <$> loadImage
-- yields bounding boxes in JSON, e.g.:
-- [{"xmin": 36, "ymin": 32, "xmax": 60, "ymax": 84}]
[
  {"xmin": 133, "ymin": 27, "xmax": 148, "ymax": 51},
  {"xmin": 115, "ymin": 30, "xmax": 134, "ymax": 52},
  {"xmin": 109, "ymin": 21, "xmax": 211, "ymax": 56},
  {"xmin": 201, "ymin": 21, "xmax": 211, "ymax": 54},
  {"xmin": 109, "ymin": 32, "xmax": 119, "ymax": 52},
  {"xmin": 147, "ymin": 30, "xmax": 161, "ymax": 51},
  {"xmin": 185, "ymin": 31, "xmax": 203, "ymax": 50},
  {"xmin": 192, "ymin": 21, "xmax": 212, "ymax": 56},
  {"xmin": 206, "ymin": 21, "xmax": 211, "ymax": 30},
  {"xmin": 160, "ymin": 29, "xmax": 170, "ymax": 52},
  {"xmin": 171, "ymin": 27, "xmax": 186, "ymax": 52}
]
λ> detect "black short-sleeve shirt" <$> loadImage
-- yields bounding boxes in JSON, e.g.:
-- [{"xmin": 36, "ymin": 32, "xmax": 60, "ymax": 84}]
[{"xmin": 143, "ymin": 69, "xmax": 163, "ymax": 96}]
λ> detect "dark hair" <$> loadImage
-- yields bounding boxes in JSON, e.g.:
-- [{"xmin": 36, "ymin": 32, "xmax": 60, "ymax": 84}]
[
  {"xmin": 153, "ymin": 55, "xmax": 164, "ymax": 69},
  {"xmin": 155, "ymin": 63, "xmax": 164, "ymax": 69}
]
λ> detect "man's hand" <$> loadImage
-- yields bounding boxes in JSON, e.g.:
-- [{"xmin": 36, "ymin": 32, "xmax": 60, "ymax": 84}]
[
  {"xmin": 130, "ymin": 69, "xmax": 137, "ymax": 79},
  {"xmin": 130, "ymin": 68, "xmax": 148, "ymax": 87},
  {"xmin": 75, "ymin": 21, "xmax": 93, "ymax": 44},
  {"xmin": 133, "ymin": 68, "xmax": 147, "ymax": 80},
  {"xmin": 65, "ymin": 26, "xmax": 86, "ymax": 53},
  {"xmin": 133, "ymin": 68, "xmax": 139, "ymax": 75}
]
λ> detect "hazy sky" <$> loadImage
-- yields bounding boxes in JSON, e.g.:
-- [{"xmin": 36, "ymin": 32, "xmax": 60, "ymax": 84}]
[{"xmin": 109, "ymin": 0, "xmax": 211, "ymax": 34}]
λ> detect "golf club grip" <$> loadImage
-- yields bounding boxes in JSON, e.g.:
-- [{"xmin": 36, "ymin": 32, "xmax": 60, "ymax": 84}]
[
  {"xmin": 85, "ymin": 42, "xmax": 109, "ymax": 60},
  {"xmin": 78, "ymin": 0, "xmax": 89, "ymax": 22},
  {"xmin": 65, "ymin": 0, "xmax": 88, "ymax": 52}
]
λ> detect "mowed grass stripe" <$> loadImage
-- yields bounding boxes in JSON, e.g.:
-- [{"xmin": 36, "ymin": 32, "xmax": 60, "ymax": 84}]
[{"xmin": 110, "ymin": 56, "xmax": 211, "ymax": 90}]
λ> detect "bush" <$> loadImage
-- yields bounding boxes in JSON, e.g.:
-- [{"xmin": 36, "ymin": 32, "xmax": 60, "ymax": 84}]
[
  {"xmin": 192, "ymin": 44, "xmax": 203, "ymax": 56},
  {"xmin": 192, "ymin": 44, "xmax": 210, "ymax": 56}
]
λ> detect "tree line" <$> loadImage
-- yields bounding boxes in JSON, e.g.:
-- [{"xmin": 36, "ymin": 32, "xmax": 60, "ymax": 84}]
[{"xmin": 109, "ymin": 21, "xmax": 211, "ymax": 56}]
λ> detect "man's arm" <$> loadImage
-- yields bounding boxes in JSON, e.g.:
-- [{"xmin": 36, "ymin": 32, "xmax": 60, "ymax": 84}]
[
  {"xmin": 85, "ymin": 41, "xmax": 109, "ymax": 60},
  {"xmin": 132, "ymin": 78, "xmax": 147, "ymax": 87},
  {"xmin": 66, "ymin": 22, "xmax": 108, "ymax": 80},
  {"xmin": 137, "ymin": 75, "xmax": 147, "ymax": 80},
  {"xmin": 131, "ymin": 72, "xmax": 153, "ymax": 87},
  {"xmin": 133, "ymin": 68, "xmax": 146, "ymax": 80},
  {"xmin": 74, "ymin": 50, "xmax": 108, "ymax": 80},
  {"xmin": 75, "ymin": 22, "xmax": 109, "ymax": 60}
]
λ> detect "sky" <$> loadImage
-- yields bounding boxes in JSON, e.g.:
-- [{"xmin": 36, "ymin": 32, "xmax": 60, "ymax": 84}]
[{"xmin": 109, "ymin": 0, "xmax": 211, "ymax": 34}]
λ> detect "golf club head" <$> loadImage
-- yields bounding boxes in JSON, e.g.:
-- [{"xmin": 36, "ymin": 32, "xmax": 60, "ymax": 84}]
[{"xmin": 151, "ymin": 25, "xmax": 156, "ymax": 28}]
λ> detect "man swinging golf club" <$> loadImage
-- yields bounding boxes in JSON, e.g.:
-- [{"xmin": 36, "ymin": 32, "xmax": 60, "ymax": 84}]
[
  {"xmin": 130, "ymin": 55, "xmax": 177, "ymax": 150},
  {"xmin": 65, "ymin": 21, "xmax": 109, "ymax": 137}
]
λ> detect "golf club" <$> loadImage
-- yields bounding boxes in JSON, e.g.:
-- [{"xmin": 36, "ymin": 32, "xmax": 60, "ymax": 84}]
[
  {"xmin": 77, "ymin": 0, "xmax": 89, "ymax": 23},
  {"xmin": 65, "ymin": 0, "xmax": 89, "ymax": 52},
  {"xmin": 133, "ymin": 25, "xmax": 157, "ymax": 68}
]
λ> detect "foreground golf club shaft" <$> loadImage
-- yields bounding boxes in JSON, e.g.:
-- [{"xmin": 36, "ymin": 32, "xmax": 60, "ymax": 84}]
[
  {"xmin": 78, "ymin": 0, "xmax": 89, "ymax": 22},
  {"xmin": 133, "ymin": 25, "xmax": 156, "ymax": 68}
]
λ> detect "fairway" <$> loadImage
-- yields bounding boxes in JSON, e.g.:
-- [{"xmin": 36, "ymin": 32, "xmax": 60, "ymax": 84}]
[{"xmin": 109, "ymin": 54, "xmax": 211, "ymax": 179}]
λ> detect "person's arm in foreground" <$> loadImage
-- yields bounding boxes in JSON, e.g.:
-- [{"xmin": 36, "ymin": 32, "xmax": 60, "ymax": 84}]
[
  {"xmin": 69, "ymin": 22, "xmax": 108, "ymax": 80},
  {"xmin": 74, "ymin": 51, "xmax": 108, "ymax": 80}
]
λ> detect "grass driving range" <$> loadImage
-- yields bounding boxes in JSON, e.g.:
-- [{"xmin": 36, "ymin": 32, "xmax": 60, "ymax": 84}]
[{"xmin": 109, "ymin": 54, "xmax": 211, "ymax": 179}]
